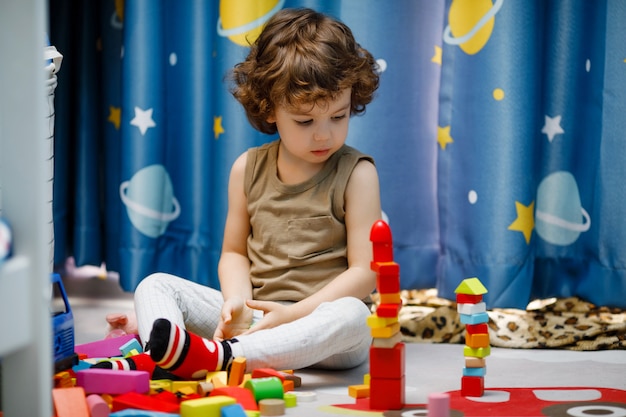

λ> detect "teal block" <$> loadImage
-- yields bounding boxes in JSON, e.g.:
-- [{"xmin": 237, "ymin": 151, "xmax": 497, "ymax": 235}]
[
  {"xmin": 460, "ymin": 312, "xmax": 489, "ymax": 325},
  {"xmin": 463, "ymin": 366, "xmax": 486, "ymax": 377}
]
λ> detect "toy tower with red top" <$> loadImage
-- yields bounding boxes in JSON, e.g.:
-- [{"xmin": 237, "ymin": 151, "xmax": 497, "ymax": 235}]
[
  {"xmin": 367, "ymin": 220, "xmax": 405, "ymax": 410},
  {"xmin": 455, "ymin": 277, "xmax": 489, "ymax": 397}
]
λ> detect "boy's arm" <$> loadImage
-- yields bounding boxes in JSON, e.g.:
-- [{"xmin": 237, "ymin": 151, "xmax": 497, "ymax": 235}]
[
  {"xmin": 246, "ymin": 159, "xmax": 381, "ymax": 329},
  {"xmin": 215, "ymin": 152, "xmax": 254, "ymax": 340}
]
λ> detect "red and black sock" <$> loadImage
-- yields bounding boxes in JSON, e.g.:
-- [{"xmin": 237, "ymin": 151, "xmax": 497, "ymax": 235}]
[
  {"xmin": 91, "ymin": 352, "xmax": 156, "ymax": 375},
  {"xmin": 148, "ymin": 318, "xmax": 234, "ymax": 380}
]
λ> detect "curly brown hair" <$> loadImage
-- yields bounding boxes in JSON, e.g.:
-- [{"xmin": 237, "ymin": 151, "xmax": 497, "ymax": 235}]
[{"xmin": 229, "ymin": 8, "xmax": 380, "ymax": 135}]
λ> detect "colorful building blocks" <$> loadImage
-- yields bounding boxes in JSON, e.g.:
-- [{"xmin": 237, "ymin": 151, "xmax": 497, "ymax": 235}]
[
  {"xmin": 348, "ymin": 220, "xmax": 405, "ymax": 411},
  {"xmin": 455, "ymin": 277, "xmax": 490, "ymax": 397}
]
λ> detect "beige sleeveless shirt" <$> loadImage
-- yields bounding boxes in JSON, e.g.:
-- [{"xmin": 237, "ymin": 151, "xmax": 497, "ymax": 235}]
[{"xmin": 244, "ymin": 139, "xmax": 374, "ymax": 302}]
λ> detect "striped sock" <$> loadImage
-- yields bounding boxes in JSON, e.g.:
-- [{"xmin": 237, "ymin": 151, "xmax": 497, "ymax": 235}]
[
  {"xmin": 91, "ymin": 352, "xmax": 156, "ymax": 375},
  {"xmin": 148, "ymin": 318, "xmax": 233, "ymax": 380}
]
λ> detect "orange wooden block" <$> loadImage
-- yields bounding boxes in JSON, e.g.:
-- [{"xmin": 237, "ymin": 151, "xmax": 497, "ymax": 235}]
[
  {"xmin": 228, "ymin": 357, "xmax": 247, "ymax": 386},
  {"xmin": 348, "ymin": 384, "xmax": 370, "ymax": 399},
  {"xmin": 465, "ymin": 332, "xmax": 490, "ymax": 349},
  {"xmin": 379, "ymin": 292, "xmax": 402, "ymax": 305},
  {"xmin": 282, "ymin": 379, "xmax": 295, "ymax": 392},
  {"xmin": 52, "ymin": 387, "xmax": 90, "ymax": 417}
]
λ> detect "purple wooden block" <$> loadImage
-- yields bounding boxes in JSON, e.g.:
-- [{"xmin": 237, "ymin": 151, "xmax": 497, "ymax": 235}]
[{"xmin": 76, "ymin": 368, "xmax": 150, "ymax": 395}]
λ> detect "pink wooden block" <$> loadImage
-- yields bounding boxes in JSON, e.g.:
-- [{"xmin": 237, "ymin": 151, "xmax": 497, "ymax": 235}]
[
  {"xmin": 427, "ymin": 392, "xmax": 450, "ymax": 417},
  {"xmin": 86, "ymin": 394, "xmax": 111, "ymax": 417},
  {"xmin": 76, "ymin": 368, "xmax": 150, "ymax": 395}
]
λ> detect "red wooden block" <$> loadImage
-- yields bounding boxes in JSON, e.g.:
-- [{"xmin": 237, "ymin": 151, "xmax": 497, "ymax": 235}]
[
  {"xmin": 466, "ymin": 323, "xmax": 489, "ymax": 335},
  {"xmin": 456, "ymin": 293, "xmax": 483, "ymax": 304},
  {"xmin": 376, "ymin": 275, "xmax": 400, "ymax": 294},
  {"xmin": 211, "ymin": 386, "xmax": 258, "ymax": 411},
  {"xmin": 375, "ymin": 303, "xmax": 402, "ymax": 318},
  {"xmin": 251, "ymin": 368, "xmax": 285, "ymax": 381},
  {"xmin": 112, "ymin": 391, "xmax": 180, "ymax": 413},
  {"xmin": 371, "ymin": 261, "xmax": 399, "ymax": 275},
  {"xmin": 369, "ymin": 376, "xmax": 405, "ymax": 410},
  {"xmin": 461, "ymin": 376, "xmax": 484, "ymax": 397},
  {"xmin": 370, "ymin": 220, "xmax": 393, "ymax": 262},
  {"xmin": 370, "ymin": 343, "xmax": 405, "ymax": 379}
]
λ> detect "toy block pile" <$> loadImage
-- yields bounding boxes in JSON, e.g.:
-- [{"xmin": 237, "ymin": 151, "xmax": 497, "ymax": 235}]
[
  {"xmin": 348, "ymin": 220, "xmax": 405, "ymax": 410},
  {"xmin": 52, "ymin": 334, "xmax": 310, "ymax": 416},
  {"xmin": 454, "ymin": 277, "xmax": 489, "ymax": 397}
]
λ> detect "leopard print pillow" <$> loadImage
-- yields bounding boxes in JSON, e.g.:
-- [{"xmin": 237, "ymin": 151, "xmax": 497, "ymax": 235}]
[{"xmin": 389, "ymin": 290, "xmax": 626, "ymax": 350}]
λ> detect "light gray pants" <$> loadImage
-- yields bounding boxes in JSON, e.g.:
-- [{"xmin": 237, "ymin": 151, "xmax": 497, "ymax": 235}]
[{"xmin": 134, "ymin": 273, "xmax": 372, "ymax": 371}]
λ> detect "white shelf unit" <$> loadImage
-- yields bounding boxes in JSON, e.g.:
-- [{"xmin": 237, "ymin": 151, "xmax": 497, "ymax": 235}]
[{"xmin": 0, "ymin": 0, "xmax": 53, "ymax": 416}]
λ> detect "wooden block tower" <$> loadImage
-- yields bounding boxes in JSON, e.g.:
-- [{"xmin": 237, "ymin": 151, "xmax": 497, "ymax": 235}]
[
  {"xmin": 454, "ymin": 277, "xmax": 489, "ymax": 397},
  {"xmin": 367, "ymin": 220, "xmax": 405, "ymax": 410}
]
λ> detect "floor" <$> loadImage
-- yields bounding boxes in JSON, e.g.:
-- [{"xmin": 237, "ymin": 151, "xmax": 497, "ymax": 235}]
[{"xmin": 63, "ymin": 266, "xmax": 626, "ymax": 416}]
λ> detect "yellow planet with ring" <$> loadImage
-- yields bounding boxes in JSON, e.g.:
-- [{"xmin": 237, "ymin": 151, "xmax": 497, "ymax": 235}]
[
  {"xmin": 443, "ymin": 0, "xmax": 504, "ymax": 55},
  {"xmin": 217, "ymin": 0, "xmax": 285, "ymax": 47}
]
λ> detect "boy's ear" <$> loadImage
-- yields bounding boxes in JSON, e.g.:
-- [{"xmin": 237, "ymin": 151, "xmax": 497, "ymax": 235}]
[{"xmin": 266, "ymin": 112, "xmax": 276, "ymax": 124}]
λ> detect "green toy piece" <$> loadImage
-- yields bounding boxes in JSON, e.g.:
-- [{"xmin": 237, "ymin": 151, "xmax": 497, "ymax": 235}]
[{"xmin": 454, "ymin": 277, "xmax": 488, "ymax": 295}]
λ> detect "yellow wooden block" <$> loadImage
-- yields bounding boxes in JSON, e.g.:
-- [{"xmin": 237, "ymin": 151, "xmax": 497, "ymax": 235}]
[
  {"xmin": 366, "ymin": 314, "xmax": 398, "ymax": 329},
  {"xmin": 210, "ymin": 371, "xmax": 228, "ymax": 388},
  {"xmin": 348, "ymin": 384, "xmax": 370, "ymax": 399},
  {"xmin": 370, "ymin": 321, "xmax": 400, "ymax": 338},
  {"xmin": 150, "ymin": 379, "xmax": 172, "ymax": 394},
  {"xmin": 363, "ymin": 373, "xmax": 370, "ymax": 385},
  {"xmin": 464, "ymin": 345, "xmax": 491, "ymax": 358},
  {"xmin": 172, "ymin": 380, "xmax": 199, "ymax": 395},
  {"xmin": 379, "ymin": 292, "xmax": 402, "ymax": 305},
  {"xmin": 180, "ymin": 395, "xmax": 236, "ymax": 417}
]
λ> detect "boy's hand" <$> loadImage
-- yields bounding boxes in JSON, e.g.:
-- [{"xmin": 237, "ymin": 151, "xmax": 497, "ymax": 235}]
[
  {"xmin": 214, "ymin": 296, "xmax": 253, "ymax": 341},
  {"xmin": 242, "ymin": 300, "xmax": 296, "ymax": 334}
]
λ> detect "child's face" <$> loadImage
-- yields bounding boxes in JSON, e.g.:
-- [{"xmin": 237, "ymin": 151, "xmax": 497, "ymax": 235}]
[{"xmin": 268, "ymin": 88, "xmax": 351, "ymax": 165}]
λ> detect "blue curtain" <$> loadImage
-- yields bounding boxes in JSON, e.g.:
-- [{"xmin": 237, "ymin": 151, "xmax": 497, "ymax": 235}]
[{"xmin": 49, "ymin": 0, "xmax": 626, "ymax": 309}]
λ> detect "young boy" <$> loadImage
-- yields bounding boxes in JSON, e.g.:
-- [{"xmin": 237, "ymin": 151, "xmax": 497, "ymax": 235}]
[{"xmin": 100, "ymin": 7, "xmax": 381, "ymax": 379}]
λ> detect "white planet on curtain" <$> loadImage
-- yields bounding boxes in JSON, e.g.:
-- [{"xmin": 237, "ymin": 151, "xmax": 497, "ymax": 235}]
[
  {"xmin": 120, "ymin": 164, "xmax": 181, "ymax": 238},
  {"xmin": 535, "ymin": 171, "xmax": 590, "ymax": 246}
]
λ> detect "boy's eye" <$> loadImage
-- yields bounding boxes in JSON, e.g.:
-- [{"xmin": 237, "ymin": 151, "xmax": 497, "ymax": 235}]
[
  {"xmin": 295, "ymin": 119, "xmax": 313, "ymax": 125},
  {"xmin": 332, "ymin": 114, "xmax": 347, "ymax": 121}
]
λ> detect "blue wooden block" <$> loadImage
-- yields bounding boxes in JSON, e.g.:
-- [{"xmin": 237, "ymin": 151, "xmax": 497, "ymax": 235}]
[
  {"xmin": 460, "ymin": 312, "xmax": 489, "ymax": 325},
  {"xmin": 463, "ymin": 366, "xmax": 487, "ymax": 377},
  {"xmin": 120, "ymin": 338, "xmax": 143, "ymax": 356},
  {"xmin": 221, "ymin": 403, "xmax": 248, "ymax": 416},
  {"xmin": 71, "ymin": 360, "xmax": 92, "ymax": 372}
]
